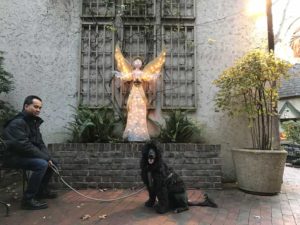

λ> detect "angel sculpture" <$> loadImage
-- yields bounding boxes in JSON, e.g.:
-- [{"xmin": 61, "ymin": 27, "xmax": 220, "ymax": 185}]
[{"xmin": 114, "ymin": 45, "xmax": 166, "ymax": 142}]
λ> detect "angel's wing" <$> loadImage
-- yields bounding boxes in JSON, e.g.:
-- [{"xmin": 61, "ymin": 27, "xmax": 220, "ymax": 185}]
[
  {"xmin": 114, "ymin": 45, "xmax": 133, "ymax": 80},
  {"xmin": 142, "ymin": 49, "xmax": 166, "ymax": 81}
]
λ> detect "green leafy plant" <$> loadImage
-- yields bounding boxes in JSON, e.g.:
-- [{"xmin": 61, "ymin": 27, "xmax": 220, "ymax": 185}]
[
  {"xmin": 0, "ymin": 51, "xmax": 16, "ymax": 131},
  {"xmin": 282, "ymin": 120, "xmax": 300, "ymax": 144},
  {"xmin": 157, "ymin": 110, "xmax": 202, "ymax": 143},
  {"xmin": 67, "ymin": 106, "xmax": 121, "ymax": 143},
  {"xmin": 213, "ymin": 49, "xmax": 291, "ymax": 150},
  {"xmin": 0, "ymin": 52, "xmax": 13, "ymax": 93}
]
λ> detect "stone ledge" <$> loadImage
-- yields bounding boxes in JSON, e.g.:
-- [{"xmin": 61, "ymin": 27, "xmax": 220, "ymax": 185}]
[{"xmin": 49, "ymin": 143, "xmax": 222, "ymax": 190}]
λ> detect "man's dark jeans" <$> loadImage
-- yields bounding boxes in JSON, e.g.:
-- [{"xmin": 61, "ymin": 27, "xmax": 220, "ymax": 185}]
[{"xmin": 11, "ymin": 158, "xmax": 56, "ymax": 200}]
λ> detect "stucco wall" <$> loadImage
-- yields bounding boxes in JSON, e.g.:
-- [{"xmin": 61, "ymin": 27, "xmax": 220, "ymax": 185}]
[
  {"xmin": 0, "ymin": 0, "xmax": 82, "ymax": 142},
  {"xmin": 0, "ymin": 0, "xmax": 267, "ymax": 182},
  {"xmin": 195, "ymin": 0, "xmax": 266, "ymax": 181}
]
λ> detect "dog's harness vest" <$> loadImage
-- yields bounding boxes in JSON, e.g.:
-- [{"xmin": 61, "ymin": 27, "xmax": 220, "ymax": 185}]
[
  {"xmin": 147, "ymin": 172, "xmax": 153, "ymax": 188},
  {"xmin": 166, "ymin": 172, "xmax": 173, "ymax": 180},
  {"xmin": 147, "ymin": 172, "xmax": 173, "ymax": 188}
]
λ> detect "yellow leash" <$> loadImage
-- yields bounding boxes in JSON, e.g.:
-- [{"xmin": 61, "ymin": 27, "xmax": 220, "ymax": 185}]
[{"xmin": 50, "ymin": 164, "xmax": 145, "ymax": 202}]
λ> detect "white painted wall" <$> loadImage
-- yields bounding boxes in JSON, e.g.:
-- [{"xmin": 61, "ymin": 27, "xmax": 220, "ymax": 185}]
[
  {"xmin": 0, "ymin": 0, "xmax": 268, "ymax": 181},
  {"xmin": 0, "ymin": 0, "xmax": 82, "ymax": 143},
  {"xmin": 195, "ymin": 0, "xmax": 266, "ymax": 181}
]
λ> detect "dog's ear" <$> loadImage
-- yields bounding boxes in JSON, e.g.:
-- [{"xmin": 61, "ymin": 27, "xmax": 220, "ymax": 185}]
[
  {"xmin": 141, "ymin": 148, "xmax": 148, "ymax": 159},
  {"xmin": 155, "ymin": 145, "xmax": 162, "ymax": 160},
  {"xmin": 141, "ymin": 142, "xmax": 151, "ymax": 158},
  {"xmin": 142, "ymin": 142, "xmax": 156, "ymax": 155}
]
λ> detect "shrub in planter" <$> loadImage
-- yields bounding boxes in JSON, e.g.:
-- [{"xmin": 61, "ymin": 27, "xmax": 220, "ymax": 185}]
[
  {"xmin": 213, "ymin": 49, "xmax": 292, "ymax": 194},
  {"xmin": 214, "ymin": 49, "xmax": 291, "ymax": 150}
]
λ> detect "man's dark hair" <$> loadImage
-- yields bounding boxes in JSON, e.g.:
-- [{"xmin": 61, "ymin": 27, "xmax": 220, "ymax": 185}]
[{"xmin": 22, "ymin": 95, "xmax": 42, "ymax": 110}]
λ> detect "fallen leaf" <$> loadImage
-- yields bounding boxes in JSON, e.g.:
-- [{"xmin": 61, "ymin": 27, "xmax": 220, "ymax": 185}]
[
  {"xmin": 98, "ymin": 214, "xmax": 107, "ymax": 219},
  {"xmin": 99, "ymin": 188, "xmax": 108, "ymax": 192},
  {"xmin": 81, "ymin": 214, "xmax": 91, "ymax": 220},
  {"xmin": 207, "ymin": 38, "xmax": 216, "ymax": 44},
  {"xmin": 254, "ymin": 215, "xmax": 261, "ymax": 220}
]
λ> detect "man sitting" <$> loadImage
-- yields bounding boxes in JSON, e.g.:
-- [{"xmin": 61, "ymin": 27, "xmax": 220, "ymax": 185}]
[{"xmin": 2, "ymin": 95, "xmax": 57, "ymax": 210}]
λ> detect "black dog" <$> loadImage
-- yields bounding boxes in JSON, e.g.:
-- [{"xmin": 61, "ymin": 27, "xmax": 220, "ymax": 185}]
[{"xmin": 140, "ymin": 142, "xmax": 218, "ymax": 214}]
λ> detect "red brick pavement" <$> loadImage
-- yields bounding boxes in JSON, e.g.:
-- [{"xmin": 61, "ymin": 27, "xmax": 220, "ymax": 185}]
[{"xmin": 1, "ymin": 166, "xmax": 300, "ymax": 225}]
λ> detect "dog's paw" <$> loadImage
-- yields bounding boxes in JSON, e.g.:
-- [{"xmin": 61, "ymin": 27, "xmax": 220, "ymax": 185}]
[
  {"xmin": 154, "ymin": 205, "xmax": 168, "ymax": 214},
  {"xmin": 144, "ymin": 199, "xmax": 155, "ymax": 207},
  {"xmin": 174, "ymin": 207, "xmax": 189, "ymax": 213}
]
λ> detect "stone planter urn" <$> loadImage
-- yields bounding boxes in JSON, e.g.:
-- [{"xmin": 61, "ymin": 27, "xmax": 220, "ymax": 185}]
[{"xmin": 232, "ymin": 148, "xmax": 287, "ymax": 195}]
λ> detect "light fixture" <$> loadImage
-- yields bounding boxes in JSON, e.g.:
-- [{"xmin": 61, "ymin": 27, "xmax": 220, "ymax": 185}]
[{"xmin": 246, "ymin": 0, "xmax": 265, "ymax": 17}]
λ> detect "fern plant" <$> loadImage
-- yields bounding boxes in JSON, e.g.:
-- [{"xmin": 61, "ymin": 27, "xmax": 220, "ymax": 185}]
[
  {"xmin": 157, "ymin": 110, "xmax": 202, "ymax": 143},
  {"xmin": 0, "ymin": 52, "xmax": 13, "ymax": 94},
  {"xmin": 0, "ymin": 51, "xmax": 16, "ymax": 131},
  {"xmin": 67, "ymin": 106, "xmax": 121, "ymax": 143}
]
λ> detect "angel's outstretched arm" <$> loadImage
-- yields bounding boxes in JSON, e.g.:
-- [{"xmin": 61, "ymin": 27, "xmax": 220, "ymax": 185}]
[
  {"xmin": 142, "ymin": 49, "xmax": 166, "ymax": 81},
  {"xmin": 114, "ymin": 45, "xmax": 133, "ymax": 81}
]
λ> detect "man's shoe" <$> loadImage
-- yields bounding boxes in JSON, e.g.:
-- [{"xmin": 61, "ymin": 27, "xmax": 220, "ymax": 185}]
[
  {"xmin": 36, "ymin": 190, "xmax": 58, "ymax": 199},
  {"xmin": 21, "ymin": 198, "xmax": 48, "ymax": 210}
]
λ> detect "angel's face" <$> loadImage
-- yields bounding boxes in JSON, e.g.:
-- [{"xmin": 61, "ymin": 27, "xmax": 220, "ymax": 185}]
[{"xmin": 133, "ymin": 59, "xmax": 142, "ymax": 69}]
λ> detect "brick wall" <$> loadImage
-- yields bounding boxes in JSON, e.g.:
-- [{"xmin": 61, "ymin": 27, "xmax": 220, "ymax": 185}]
[{"xmin": 48, "ymin": 143, "xmax": 222, "ymax": 189}]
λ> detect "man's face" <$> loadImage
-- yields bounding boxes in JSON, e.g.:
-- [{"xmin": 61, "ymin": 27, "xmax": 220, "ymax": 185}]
[{"xmin": 24, "ymin": 99, "xmax": 42, "ymax": 117}]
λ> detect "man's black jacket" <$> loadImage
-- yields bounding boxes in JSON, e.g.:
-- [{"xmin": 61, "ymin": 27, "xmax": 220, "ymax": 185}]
[{"xmin": 2, "ymin": 112, "xmax": 50, "ymax": 166}]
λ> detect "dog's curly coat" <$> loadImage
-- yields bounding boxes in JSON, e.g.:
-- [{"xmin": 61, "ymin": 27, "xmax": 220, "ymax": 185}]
[{"xmin": 140, "ymin": 143, "xmax": 218, "ymax": 214}]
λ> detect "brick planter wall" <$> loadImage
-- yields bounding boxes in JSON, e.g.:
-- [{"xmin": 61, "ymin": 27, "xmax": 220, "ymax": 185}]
[{"xmin": 48, "ymin": 143, "xmax": 222, "ymax": 189}]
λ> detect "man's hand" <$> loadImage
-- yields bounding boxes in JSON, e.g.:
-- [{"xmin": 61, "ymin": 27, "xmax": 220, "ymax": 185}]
[{"xmin": 48, "ymin": 160, "xmax": 54, "ymax": 167}]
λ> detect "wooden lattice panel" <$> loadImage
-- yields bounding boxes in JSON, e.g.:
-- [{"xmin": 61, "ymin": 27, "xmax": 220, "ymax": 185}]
[
  {"xmin": 112, "ymin": 24, "xmax": 157, "ymax": 108},
  {"xmin": 80, "ymin": 1, "xmax": 196, "ymax": 109},
  {"xmin": 122, "ymin": 24, "xmax": 155, "ymax": 62},
  {"xmin": 162, "ymin": 24, "xmax": 196, "ymax": 109},
  {"xmin": 80, "ymin": 23, "xmax": 115, "ymax": 106},
  {"xmin": 162, "ymin": 0, "xmax": 195, "ymax": 18},
  {"xmin": 82, "ymin": 0, "xmax": 116, "ymax": 17},
  {"xmin": 121, "ymin": 0, "xmax": 155, "ymax": 17}
]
